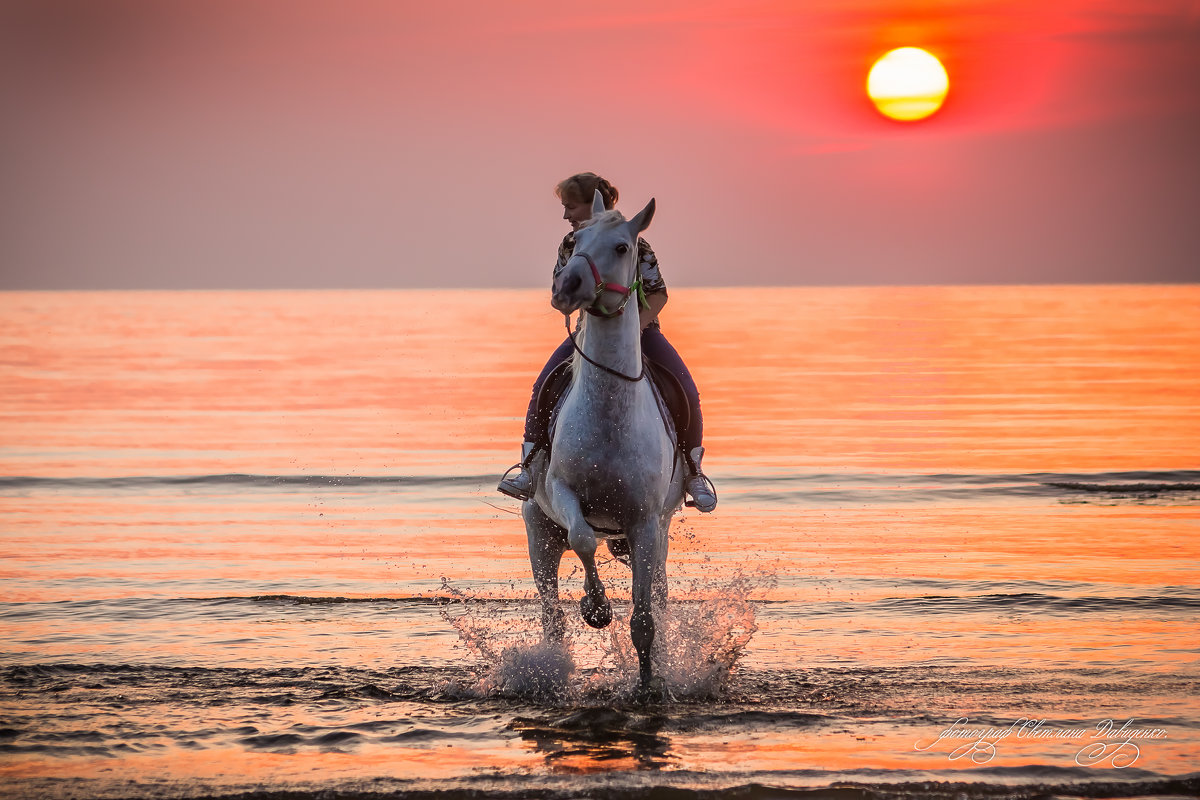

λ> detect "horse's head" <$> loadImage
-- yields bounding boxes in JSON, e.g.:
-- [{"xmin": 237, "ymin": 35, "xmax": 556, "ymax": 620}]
[{"xmin": 552, "ymin": 190, "xmax": 656, "ymax": 317}]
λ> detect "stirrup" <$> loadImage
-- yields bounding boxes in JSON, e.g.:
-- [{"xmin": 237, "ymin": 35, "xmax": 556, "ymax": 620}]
[
  {"xmin": 684, "ymin": 473, "xmax": 718, "ymax": 512},
  {"xmin": 683, "ymin": 445, "xmax": 717, "ymax": 512},
  {"xmin": 497, "ymin": 441, "xmax": 540, "ymax": 501},
  {"xmin": 497, "ymin": 463, "xmax": 532, "ymax": 501}
]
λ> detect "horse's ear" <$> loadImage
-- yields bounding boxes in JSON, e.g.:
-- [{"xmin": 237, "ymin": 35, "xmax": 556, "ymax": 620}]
[
  {"xmin": 629, "ymin": 197, "xmax": 655, "ymax": 234},
  {"xmin": 591, "ymin": 189, "xmax": 607, "ymax": 217}
]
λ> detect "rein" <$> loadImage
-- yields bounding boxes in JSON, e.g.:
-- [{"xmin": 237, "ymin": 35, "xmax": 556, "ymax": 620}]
[
  {"xmin": 563, "ymin": 247, "xmax": 651, "ymax": 383},
  {"xmin": 566, "ymin": 314, "xmax": 645, "ymax": 382}
]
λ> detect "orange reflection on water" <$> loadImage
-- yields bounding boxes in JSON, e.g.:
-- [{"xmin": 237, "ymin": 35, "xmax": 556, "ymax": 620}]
[
  {"xmin": 3, "ymin": 286, "xmax": 1199, "ymax": 477},
  {"xmin": 666, "ymin": 285, "xmax": 1200, "ymax": 473},
  {"xmin": 1, "ymin": 287, "xmax": 1198, "ymax": 787},
  {"xmin": 0, "ymin": 744, "xmax": 545, "ymax": 784},
  {"xmin": 3, "ymin": 718, "xmax": 1188, "ymax": 790}
]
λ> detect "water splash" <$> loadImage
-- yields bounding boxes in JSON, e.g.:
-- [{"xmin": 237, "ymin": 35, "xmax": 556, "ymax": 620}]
[
  {"xmin": 438, "ymin": 567, "xmax": 772, "ymax": 705},
  {"xmin": 487, "ymin": 640, "xmax": 576, "ymax": 699}
]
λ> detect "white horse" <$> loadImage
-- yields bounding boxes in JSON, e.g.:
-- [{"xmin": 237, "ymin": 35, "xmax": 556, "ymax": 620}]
[{"xmin": 523, "ymin": 190, "xmax": 685, "ymax": 697}]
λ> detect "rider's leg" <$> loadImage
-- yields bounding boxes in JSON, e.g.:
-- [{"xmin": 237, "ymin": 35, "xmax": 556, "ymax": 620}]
[
  {"xmin": 640, "ymin": 326, "xmax": 717, "ymax": 512},
  {"xmin": 498, "ymin": 337, "xmax": 574, "ymax": 500}
]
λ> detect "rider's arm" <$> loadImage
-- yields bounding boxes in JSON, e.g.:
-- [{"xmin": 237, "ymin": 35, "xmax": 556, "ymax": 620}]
[
  {"xmin": 637, "ymin": 237, "xmax": 667, "ymax": 330},
  {"xmin": 640, "ymin": 292, "xmax": 667, "ymax": 330}
]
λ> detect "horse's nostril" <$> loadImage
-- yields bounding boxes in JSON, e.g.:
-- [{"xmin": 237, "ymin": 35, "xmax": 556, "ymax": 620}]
[{"xmin": 563, "ymin": 274, "xmax": 582, "ymax": 293}]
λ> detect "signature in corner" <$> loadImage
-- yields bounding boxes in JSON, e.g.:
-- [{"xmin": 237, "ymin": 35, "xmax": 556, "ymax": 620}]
[
  {"xmin": 1075, "ymin": 739, "xmax": 1142, "ymax": 768},
  {"xmin": 914, "ymin": 717, "xmax": 1167, "ymax": 769}
]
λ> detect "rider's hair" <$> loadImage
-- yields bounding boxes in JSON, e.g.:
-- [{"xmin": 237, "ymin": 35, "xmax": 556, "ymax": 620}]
[{"xmin": 555, "ymin": 173, "xmax": 618, "ymax": 210}]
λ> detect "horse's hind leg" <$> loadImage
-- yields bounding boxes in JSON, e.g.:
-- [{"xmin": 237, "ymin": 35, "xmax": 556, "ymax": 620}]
[{"xmin": 523, "ymin": 501, "xmax": 568, "ymax": 641}]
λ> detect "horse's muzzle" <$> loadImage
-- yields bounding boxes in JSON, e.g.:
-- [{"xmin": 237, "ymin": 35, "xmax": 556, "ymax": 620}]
[{"xmin": 551, "ymin": 267, "xmax": 587, "ymax": 314}]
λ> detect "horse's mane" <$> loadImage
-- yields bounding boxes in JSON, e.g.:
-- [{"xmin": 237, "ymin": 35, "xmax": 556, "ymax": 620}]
[
  {"xmin": 570, "ymin": 315, "xmax": 588, "ymax": 383},
  {"xmin": 577, "ymin": 209, "xmax": 626, "ymax": 230}
]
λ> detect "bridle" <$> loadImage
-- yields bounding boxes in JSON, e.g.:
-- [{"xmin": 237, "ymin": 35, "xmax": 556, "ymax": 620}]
[
  {"xmin": 576, "ymin": 250, "xmax": 647, "ymax": 319},
  {"xmin": 564, "ymin": 248, "xmax": 650, "ymax": 383}
]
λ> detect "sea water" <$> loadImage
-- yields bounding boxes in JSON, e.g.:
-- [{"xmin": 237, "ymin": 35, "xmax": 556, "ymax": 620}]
[{"xmin": 1, "ymin": 286, "xmax": 1198, "ymax": 798}]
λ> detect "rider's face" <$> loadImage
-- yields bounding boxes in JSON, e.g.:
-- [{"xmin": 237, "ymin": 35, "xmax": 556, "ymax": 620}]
[{"xmin": 562, "ymin": 198, "xmax": 592, "ymax": 231}]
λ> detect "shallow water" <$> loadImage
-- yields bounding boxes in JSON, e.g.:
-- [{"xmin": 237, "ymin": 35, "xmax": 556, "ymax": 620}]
[{"xmin": 1, "ymin": 286, "xmax": 1198, "ymax": 799}]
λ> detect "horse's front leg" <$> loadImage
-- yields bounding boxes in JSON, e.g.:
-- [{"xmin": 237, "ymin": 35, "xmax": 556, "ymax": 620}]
[
  {"xmin": 523, "ymin": 501, "xmax": 568, "ymax": 641},
  {"xmin": 652, "ymin": 509, "xmax": 673, "ymax": 610},
  {"xmin": 629, "ymin": 517, "xmax": 667, "ymax": 697},
  {"xmin": 546, "ymin": 478, "xmax": 612, "ymax": 629}
]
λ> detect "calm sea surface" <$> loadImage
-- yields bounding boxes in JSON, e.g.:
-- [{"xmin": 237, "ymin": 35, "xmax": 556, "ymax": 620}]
[{"xmin": 1, "ymin": 286, "xmax": 1198, "ymax": 799}]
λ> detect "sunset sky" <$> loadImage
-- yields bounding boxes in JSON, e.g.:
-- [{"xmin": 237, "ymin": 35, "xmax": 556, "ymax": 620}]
[{"xmin": 3, "ymin": 0, "xmax": 1198, "ymax": 289}]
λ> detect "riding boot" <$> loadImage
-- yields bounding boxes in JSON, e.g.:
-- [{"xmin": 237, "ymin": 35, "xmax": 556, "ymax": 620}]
[
  {"xmin": 497, "ymin": 442, "xmax": 539, "ymax": 501},
  {"xmin": 684, "ymin": 446, "xmax": 717, "ymax": 513}
]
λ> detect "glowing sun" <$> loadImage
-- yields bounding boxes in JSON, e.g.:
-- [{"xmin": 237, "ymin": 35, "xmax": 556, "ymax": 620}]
[{"xmin": 867, "ymin": 47, "xmax": 949, "ymax": 121}]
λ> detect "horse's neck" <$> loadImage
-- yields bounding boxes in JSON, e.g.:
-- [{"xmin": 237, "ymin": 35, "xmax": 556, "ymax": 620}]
[{"xmin": 577, "ymin": 310, "xmax": 643, "ymax": 389}]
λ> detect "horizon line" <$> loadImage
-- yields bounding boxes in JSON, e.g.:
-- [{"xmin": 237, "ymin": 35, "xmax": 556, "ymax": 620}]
[{"xmin": 2, "ymin": 280, "xmax": 1199, "ymax": 293}]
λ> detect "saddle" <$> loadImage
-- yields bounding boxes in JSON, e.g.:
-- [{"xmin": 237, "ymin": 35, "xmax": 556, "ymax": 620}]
[{"xmin": 536, "ymin": 356, "xmax": 689, "ymax": 455}]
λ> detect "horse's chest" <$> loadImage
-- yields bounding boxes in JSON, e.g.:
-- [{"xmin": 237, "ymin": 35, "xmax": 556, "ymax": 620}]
[
  {"xmin": 553, "ymin": 414, "xmax": 639, "ymax": 466},
  {"xmin": 553, "ymin": 414, "xmax": 643, "ymax": 469},
  {"xmin": 552, "ymin": 385, "xmax": 665, "ymax": 480},
  {"xmin": 565, "ymin": 463, "xmax": 650, "ymax": 522}
]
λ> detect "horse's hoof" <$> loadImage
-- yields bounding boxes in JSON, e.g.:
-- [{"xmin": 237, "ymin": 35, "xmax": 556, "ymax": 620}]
[
  {"xmin": 580, "ymin": 594, "xmax": 613, "ymax": 629},
  {"xmin": 633, "ymin": 675, "xmax": 666, "ymax": 704}
]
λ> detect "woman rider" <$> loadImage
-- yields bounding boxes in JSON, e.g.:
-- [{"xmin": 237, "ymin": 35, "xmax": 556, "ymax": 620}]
[{"xmin": 497, "ymin": 172, "xmax": 717, "ymax": 512}]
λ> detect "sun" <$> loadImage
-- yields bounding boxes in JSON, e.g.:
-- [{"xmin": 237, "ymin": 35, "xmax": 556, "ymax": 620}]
[{"xmin": 867, "ymin": 47, "xmax": 949, "ymax": 121}]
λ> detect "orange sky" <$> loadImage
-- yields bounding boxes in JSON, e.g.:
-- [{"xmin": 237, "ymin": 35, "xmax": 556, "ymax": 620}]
[{"xmin": 2, "ymin": 0, "xmax": 1198, "ymax": 288}]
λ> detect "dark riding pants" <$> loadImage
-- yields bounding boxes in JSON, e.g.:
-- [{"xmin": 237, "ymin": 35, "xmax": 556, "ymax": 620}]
[{"xmin": 523, "ymin": 325, "xmax": 703, "ymax": 451}]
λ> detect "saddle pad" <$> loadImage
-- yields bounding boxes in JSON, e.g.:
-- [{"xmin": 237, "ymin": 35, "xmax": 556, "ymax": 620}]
[{"xmin": 538, "ymin": 357, "xmax": 687, "ymax": 452}]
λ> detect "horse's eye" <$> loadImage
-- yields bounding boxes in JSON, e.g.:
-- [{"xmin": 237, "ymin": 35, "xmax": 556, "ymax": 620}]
[{"xmin": 615, "ymin": 243, "xmax": 630, "ymax": 255}]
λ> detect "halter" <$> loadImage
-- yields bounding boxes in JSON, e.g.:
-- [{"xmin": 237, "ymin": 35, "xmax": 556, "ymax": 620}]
[{"xmin": 575, "ymin": 250, "xmax": 649, "ymax": 319}]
